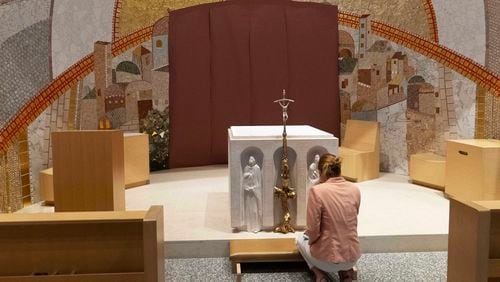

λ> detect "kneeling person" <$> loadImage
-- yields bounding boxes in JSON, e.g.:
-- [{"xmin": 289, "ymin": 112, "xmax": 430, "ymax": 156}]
[{"xmin": 296, "ymin": 153, "xmax": 361, "ymax": 282}]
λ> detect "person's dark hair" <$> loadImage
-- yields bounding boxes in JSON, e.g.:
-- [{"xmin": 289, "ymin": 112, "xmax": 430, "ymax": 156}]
[{"xmin": 318, "ymin": 153, "xmax": 342, "ymax": 179}]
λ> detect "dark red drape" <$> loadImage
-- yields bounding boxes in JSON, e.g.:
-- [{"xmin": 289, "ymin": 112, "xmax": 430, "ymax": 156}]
[{"xmin": 169, "ymin": 0, "xmax": 339, "ymax": 168}]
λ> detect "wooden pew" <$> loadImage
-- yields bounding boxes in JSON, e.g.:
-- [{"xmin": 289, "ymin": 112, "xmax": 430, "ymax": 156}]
[{"xmin": 0, "ymin": 206, "xmax": 164, "ymax": 282}]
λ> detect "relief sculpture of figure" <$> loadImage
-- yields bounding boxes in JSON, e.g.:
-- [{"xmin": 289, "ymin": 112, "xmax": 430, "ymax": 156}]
[
  {"xmin": 242, "ymin": 156, "xmax": 262, "ymax": 233},
  {"xmin": 308, "ymin": 154, "xmax": 320, "ymax": 187}
]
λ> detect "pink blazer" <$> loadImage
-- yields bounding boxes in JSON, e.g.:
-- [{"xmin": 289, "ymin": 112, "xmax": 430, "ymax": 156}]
[{"xmin": 305, "ymin": 177, "xmax": 361, "ymax": 263}]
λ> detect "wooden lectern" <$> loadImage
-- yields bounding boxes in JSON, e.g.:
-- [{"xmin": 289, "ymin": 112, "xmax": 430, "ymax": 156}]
[
  {"xmin": 52, "ymin": 130, "xmax": 125, "ymax": 212},
  {"xmin": 448, "ymin": 198, "xmax": 500, "ymax": 281}
]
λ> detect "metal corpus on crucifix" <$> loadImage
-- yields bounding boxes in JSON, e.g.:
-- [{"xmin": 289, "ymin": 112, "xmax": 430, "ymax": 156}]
[{"xmin": 273, "ymin": 89, "xmax": 296, "ymax": 234}]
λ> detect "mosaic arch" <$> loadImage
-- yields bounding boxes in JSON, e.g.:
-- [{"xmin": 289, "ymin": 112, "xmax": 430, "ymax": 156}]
[{"xmin": 1, "ymin": 6, "xmax": 499, "ymax": 154}]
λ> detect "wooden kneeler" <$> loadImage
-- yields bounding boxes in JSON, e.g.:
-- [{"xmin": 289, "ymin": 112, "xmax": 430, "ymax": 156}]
[{"xmin": 229, "ymin": 238, "xmax": 304, "ymax": 281}]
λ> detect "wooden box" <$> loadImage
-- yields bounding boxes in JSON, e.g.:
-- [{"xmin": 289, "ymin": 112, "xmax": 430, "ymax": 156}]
[
  {"xmin": 52, "ymin": 130, "xmax": 125, "ymax": 212},
  {"xmin": 448, "ymin": 198, "xmax": 500, "ymax": 281},
  {"xmin": 445, "ymin": 139, "xmax": 500, "ymax": 201},
  {"xmin": 124, "ymin": 133, "xmax": 150, "ymax": 189},
  {"xmin": 0, "ymin": 206, "xmax": 164, "ymax": 282}
]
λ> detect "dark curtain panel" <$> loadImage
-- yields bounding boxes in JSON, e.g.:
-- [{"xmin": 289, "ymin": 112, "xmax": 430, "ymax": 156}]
[
  {"xmin": 169, "ymin": 0, "xmax": 339, "ymax": 168},
  {"xmin": 168, "ymin": 5, "xmax": 214, "ymax": 167},
  {"xmin": 210, "ymin": 5, "xmax": 253, "ymax": 163}
]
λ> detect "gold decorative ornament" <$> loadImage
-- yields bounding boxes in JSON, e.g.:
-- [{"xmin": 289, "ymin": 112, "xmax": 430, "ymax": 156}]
[{"xmin": 273, "ymin": 89, "xmax": 296, "ymax": 234}]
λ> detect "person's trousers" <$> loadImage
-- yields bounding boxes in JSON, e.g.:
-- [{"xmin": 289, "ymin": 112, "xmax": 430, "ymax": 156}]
[{"xmin": 296, "ymin": 233, "xmax": 356, "ymax": 273}]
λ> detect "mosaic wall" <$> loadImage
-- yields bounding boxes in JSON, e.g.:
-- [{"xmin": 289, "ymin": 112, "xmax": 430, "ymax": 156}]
[
  {"xmin": 0, "ymin": 0, "xmax": 51, "ymax": 129},
  {"xmin": 433, "ymin": 0, "xmax": 486, "ymax": 65},
  {"xmin": 0, "ymin": 0, "xmax": 51, "ymax": 211},
  {"xmin": 51, "ymin": 0, "xmax": 114, "ymax": 77},
  {"xmin": 337, "ymin": 23, "xmax": 478, "ymax": 173},
  {"xmin": 0, "ymin": 0, "xmax": 498, "ymax": 211},
  {"xmin": 483, "ymin": 0, "xmax": 500, "ymax": 139}
]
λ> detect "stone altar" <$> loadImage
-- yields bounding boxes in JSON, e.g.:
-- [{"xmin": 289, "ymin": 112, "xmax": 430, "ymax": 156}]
[{"xmin": 229, "ymin": 125, "xmax": 338, "ymax": 231}]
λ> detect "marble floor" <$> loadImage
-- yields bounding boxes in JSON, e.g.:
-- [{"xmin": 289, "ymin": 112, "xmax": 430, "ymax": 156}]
[{"xmin": 19, "ymin": 165, "xmax": 450, "ymax": 257}]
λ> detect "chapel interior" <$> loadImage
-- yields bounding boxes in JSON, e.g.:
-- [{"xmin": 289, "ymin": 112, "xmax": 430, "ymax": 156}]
[{"xmin": 0, "ymin": 0, "xmax": 499, "ymax": 281}]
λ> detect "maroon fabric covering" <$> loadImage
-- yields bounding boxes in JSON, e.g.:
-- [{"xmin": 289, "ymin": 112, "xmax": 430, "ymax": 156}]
[{"xmin": 169, "ymin": 0, "xmax": 339, "ymax": 168}]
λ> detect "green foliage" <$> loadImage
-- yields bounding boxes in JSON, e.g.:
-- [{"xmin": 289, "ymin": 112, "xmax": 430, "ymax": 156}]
[
  {"xmin": 140, "ymin": 108, "xmax": 169, "ymax": 171},
  {"xmin": 116, "ymin": 61, "xmax": 141, "ymax": 74}
]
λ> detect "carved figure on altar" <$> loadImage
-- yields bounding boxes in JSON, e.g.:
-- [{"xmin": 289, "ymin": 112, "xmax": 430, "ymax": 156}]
[
  {"xmin": 308, "ymin": 154, "xmax": 320, "ymax": 186},
  {"xmin": 242, "ymin": 156, "xmax": 262, "ymax": 232}
]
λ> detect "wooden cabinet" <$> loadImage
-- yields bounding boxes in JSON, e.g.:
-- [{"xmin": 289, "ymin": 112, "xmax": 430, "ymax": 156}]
[
  {"xmin": 0, "ymin": 206, "xmax": 164, "ymax": 282},
  {"xmin": 448, "ymin": 198, "xmax": 500, "ymax": 281},
  {"xmin": 52, "ymin": 130, "xmax": 125, "ymax": 212},
  {"xmin": 124, "ymin": 133, "xmax": 150, "ymax": 189},
  {"xmin": 445, "ymin": 139, "xmax": 500, "ymax": 201}
]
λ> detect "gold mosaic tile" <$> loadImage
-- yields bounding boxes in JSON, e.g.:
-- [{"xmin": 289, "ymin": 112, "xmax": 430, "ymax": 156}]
[{"xmin": 116, "ymin": 0, "xmax": 220, "ymax": 39}]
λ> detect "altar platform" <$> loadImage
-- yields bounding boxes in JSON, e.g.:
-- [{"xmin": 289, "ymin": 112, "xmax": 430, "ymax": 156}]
[{"xmin": 19, "ymin": 165, "xmax": 449, "ymax": 258}]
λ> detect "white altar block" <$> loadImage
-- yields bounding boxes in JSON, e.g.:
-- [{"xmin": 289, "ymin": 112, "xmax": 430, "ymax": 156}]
[{"xmin": 229, "ymin": 125, "xmax": 339, "ymax": 231}]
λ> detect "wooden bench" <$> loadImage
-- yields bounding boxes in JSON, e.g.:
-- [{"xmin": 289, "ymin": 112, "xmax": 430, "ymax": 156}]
[
  {"xmin": 230, "ymin": 238, "xmax": 304, "ymax": 281},
  {"xmin": 339, "ymin": 120, "xmax": 380, "ymax": 182},
  {"xmin": 409, "ymin": 152, "xmax": 446, "ymax": 190}
]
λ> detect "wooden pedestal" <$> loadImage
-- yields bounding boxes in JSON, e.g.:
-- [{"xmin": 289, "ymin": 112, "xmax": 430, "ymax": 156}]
[
  {"xmin": 445, "ymin": 139, "xmax": 500, "ymax": 201},
  {"xmin": 52, "ymin": 130, "xmax": 125, "ymax": 212},
  {"xmin": 124, "ymin": 133, "xmax": 150, "ymax": 189}
]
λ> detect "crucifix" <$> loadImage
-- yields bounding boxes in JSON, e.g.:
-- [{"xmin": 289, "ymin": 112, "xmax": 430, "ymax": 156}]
[{"xmin": 273, "ymin": 89, "xmax": 296, "ymax": 234}]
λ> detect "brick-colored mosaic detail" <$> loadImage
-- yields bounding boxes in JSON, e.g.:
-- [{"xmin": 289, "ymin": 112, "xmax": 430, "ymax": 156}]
[
  {"xmin": 371, "ymin": 21, "xmax": 500, "ymax": 96},
  {"xmin": 17, "ymin": 129, "xmax": 31, "ymax": 207},
  {"xmin": 0, "ymin": 152, "xmax": 6, "ymax": 212},
  {"xmin": 0, "ymin": 27, "xmax": 154, "ymax": 154},
  {"xmin": 112, "ymin": 26, "xmax": 153, "ymax": 56},
  {"xmin": 485, "ymin": 93, "xmax": 500, "ymax": 139},
  {"xmin": 475, "ymin": 87, "xmax": 486, "ymax": 138},
  {"xmin": 112, "ymin": 0, "xmax": 123, "ymax": 42},
  {"xmin": 338, "ymin": 11, "xmax": 360, "ymax": 29},
  {"xmin": 67, "ymin": 84, "xmax": 78, "ymax": 130},
  {"xmin": 422, "ymin": 0, "xmax": 439, "ymax": 43},
  {"xmin": 0, "ymin": 137, "xmax": 23, "ymax": 212}
]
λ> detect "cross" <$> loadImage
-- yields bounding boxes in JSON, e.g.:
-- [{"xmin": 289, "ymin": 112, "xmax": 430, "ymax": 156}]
[{"xmin": 273, "ymin": 89, "xmax": 294, "ymax": 122}]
